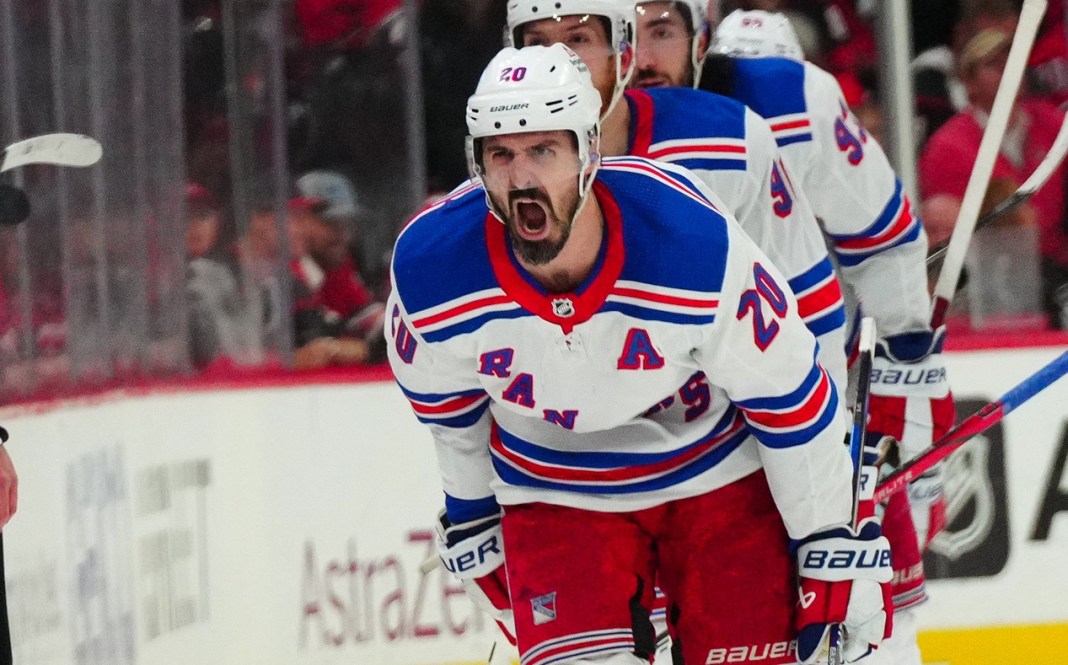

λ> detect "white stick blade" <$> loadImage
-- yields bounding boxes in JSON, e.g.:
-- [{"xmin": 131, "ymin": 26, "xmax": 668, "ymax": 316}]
[{"xmin": 1, "ymin": 133, "xmax": 103, "ymax": 172}]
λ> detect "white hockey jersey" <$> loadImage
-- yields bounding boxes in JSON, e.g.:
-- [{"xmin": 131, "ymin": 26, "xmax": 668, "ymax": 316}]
[
  {"xmin": 386, "ymin": 157, "xmax": 853, "ymax": 542},
  {"xmin": 624, "ymin": 87, "xmax": 847, "ymax": 387},
  {"xmin": 718, "ymin": 57, "xmax": 932, "ymax": 340}
]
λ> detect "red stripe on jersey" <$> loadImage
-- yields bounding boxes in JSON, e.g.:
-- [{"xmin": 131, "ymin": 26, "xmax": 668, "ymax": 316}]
[
  {"xmin": 606, "ymin": 159, "xmax": 719, "ymax": 212},
  {"xmin": 744, "ymin": 369, "xmax": 832, "ymax": 430},
  {"xmin": 797, "ymin": 278, "xmax": 844, "ymax": 320},
  {"xmin": 610, "ymin": 286, "xmax": 719, "ymax": 310},
  {"xmin": 648, "ymin": 144, "xmax": 746, "ymax": 159},
  {"xmin": 837, "ymin": 198, "xmax": 915, "ymax": 251},
  {"xmin": 412, "ymin": 293, "xmax": 512, "ymax": 329},
  {"xmin": 409, "ymin": 392, "xmax": 486, "ymax": 415},
  {"xmin": 770, "ymin": 118, "xmax": 810, "ymax": 132},
  {"xmin": 490, "ymin": 417, "xmax": 744, "ymax": 484},
  {"xmin": 626, "ymin": 89, "xmax": 655, "ymax": 156}
]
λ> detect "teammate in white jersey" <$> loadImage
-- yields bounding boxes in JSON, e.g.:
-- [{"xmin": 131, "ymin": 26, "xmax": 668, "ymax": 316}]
[
  {"xmin": 387, "ymin": 44, "xmax": 892, "ymax": 665},
  {"xmin": 504, "ymin": 0, "xmax": 849, "ymax": 391},
  {"xmin": 612, "ymin": 6, "xmax": 952, "ymax": 665}
]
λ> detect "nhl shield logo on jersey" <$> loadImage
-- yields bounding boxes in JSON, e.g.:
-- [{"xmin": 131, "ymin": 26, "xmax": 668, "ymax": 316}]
[
  {"xmin": 531, "ymin": 591, "xmax": 558, "ymax": 625},
  {"xmin": 551, "ymin": 298, "xmax": 575, "ymax": 318}
]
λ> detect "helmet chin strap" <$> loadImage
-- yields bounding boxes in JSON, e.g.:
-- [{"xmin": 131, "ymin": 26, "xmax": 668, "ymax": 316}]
[
  {"xmin": 690, "ymin": 36, "xmax": 707, "ymax": 88},
  {"xmin": 601, "ymin": 47, "xmax": 633, "ymax": 120}
]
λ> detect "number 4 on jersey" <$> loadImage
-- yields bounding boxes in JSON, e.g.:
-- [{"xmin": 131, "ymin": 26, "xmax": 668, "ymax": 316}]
[{"xmin": 736, "ymin": 263, "xmax": 788, "ymax": 351}]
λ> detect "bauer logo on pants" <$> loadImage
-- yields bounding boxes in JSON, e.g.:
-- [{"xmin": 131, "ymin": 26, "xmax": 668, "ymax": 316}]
[{"xmin": 531, "ymin": 592, "xmax": 558, "ymax": 625}]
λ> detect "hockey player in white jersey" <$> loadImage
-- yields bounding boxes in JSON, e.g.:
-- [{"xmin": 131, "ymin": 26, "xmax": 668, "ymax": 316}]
[
  {"xmin": 504, "ymin": 0, "xmax": 849, "ymax": 391},
  {"xmin": 388, "ymin": 44, "xmax": 892, "ymax": 665},
  {"xmin": 694, "ymin": 8, "xmax": 952, "ymax": 665}
]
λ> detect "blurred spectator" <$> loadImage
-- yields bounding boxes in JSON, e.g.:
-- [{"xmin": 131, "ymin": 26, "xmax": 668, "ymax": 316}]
[
  {"xmin": 288, "ymin": 0, "xmax": 415, "ymax": 288},
  {"xmin": 919, "ymin": 26, "xmax": 1068, "ymax": 327},
  {"xmin": 912, "ymin": 0, "xmax": 1019, "ymax": 146},
  {"xmin": 184, "ymin": 183, "xmax": 259, "ymax": 369},
  {"xmin": 291, "ymin": 171, "xmax": 386, "ymax": 365}
]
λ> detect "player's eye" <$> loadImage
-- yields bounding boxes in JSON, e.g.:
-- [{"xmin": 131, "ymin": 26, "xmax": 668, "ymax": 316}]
[
  {"xmin": 568, "ymin": 33, "xmax": 590, "ymax": 46},
  {"xmin": 529, "ymin": 145, "xmax": 554, "ymax": 158},
  {"xmin": 523, "ymin": 36, "xmax": 547, "ymax": 47}
]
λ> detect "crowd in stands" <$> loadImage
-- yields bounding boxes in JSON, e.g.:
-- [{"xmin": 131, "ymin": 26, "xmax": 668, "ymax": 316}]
[{"xmin": 3, "ymin": 0, "xmax": 1066, "ymax": 397}]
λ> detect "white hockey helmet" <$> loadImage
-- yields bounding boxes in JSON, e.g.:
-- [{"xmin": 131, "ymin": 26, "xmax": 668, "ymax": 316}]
[
  {"xmin": 625, "ymin": 0, "xmax": 711, "ymax": 87},
  {"xmin": 466, "ymin": 45, "xmax": 603, "ymax": 210},
  {"xmin": 505, "ymin": 0, "xmax": 634, "ymax": 116},
  {"xmin": 711, "ymin": 9, "xmax": 804, "ymax": 61}
]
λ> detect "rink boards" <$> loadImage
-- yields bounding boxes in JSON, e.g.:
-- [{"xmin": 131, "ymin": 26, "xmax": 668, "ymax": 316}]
[{"xmin": 1, "ymin": 345, "xmax": 1066, "ymax": 665}]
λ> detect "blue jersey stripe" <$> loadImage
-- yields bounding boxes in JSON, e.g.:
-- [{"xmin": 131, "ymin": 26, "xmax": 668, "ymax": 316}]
[
  {"xmin": 492, "ymin": 428, "xmax": 749, "ymax": 494},
  {"xmin": 396, "ymin": 383, "xmax": 486, "ymax": 402},
  {"xmin": 736, "ymin": 361, "xmax": 821, "ymax": 411},
  {"xmin": 599, "ymin": 302, "xmax": 716, "ymax": 325},
  {"xmin": 671, "ymin": 158, "xmax": 748, "ymax": 172},
  {"xmin": 413, "ymin": 405, "xmax": 488, "ymax": 428},
  {"xmin": 496, "ymin": 408, "xmax": 740, "ymax": 469},
  {"xmin": 421, "ymin": 308, "xmax": 533, "ymax": 343},
  {"xmin": 833, "ymin": 223, "xmax": 922, "ymax": 267},
  {"xmin": 445, "ymin": 493, "xmax": 500, "ymax": 523},
  {"xmin": 830, "ymin": 180, "xmax": 903, "ymax": 241},
  {"xmin": 745, "ymin": 383, "xmax": 840, "ymax": 449},
  {"xmin": 806, "ymin": 306, "xmax": 848, "ymax": 336},
  {"xmin": 775, "ymin": 133, "xmax": 813, "ymax": 147},
  {"xmin": 788, "ymin": 258, "xmax": 837, "ymax": 293}
]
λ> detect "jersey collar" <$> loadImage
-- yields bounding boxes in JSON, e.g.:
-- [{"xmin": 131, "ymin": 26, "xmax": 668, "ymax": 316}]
[
  {"xmin": 625, "ymin": 88, "xmax": 655, "ymax": 157},
  {"xmin": 485, "ymin": 180, "xmax": 625, "ymax": 334}
]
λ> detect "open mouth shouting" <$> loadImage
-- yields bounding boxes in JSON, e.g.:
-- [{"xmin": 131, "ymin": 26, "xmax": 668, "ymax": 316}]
[{"xmin": 513, "ymin": 196, "xmax": 551, "ymax": 242}]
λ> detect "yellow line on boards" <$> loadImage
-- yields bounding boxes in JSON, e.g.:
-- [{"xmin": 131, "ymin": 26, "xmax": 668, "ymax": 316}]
[{"xmin": 918, "ymin": 623, "xmax": 1068, "ymax": 664}]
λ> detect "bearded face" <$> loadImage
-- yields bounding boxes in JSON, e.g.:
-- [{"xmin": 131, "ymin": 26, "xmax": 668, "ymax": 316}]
[
  {"xmin": 489, "ymin": 183, "xmax": 581, "ymax": 265},
  {"xmin": 632, "ymin": 1, "xmax": 699, "ymax": 89},
  {"xmin": 480, "ymin": 130, "xmax": 585, "ymax": 266},
  {"xmin": 519, "ymin": 14, "xmax": 623, "ymax": 116}
]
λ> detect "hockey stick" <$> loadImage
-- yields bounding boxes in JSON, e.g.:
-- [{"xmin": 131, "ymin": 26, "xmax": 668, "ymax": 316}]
[
  {"xmin": 875, "ymin": 349, "xmax": 1068, "ymax": 503},
  {"xmin": 926, "ymin": 106, "xmax": 1068, "ymax": 267},
  {"xmin": 828, "ymin": 317, "xmax": 877, "ymax": 665},
  {"xmin": 0, "ymin": 133, "xmax": 103, "ymax": 173},
  {"xmin": 929, "ymin": 0, "xmax": 1048, "ymax": 328}
]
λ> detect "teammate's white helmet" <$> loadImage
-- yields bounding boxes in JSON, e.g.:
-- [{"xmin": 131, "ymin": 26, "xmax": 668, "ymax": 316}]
[
  {"xmin": 505, "ymin": 0, "xmax": 632, "ymax": 51},
  {"xmin": 712, "ymin": 9, "xmax": 804, "ymax": 61},
  {"xmin": 466, "ymin": 45, "xmax": 603, "ymax": 205},
  {"xmin": 505, "ymin": 0, "xmax": 633, "ymax": 116},
  {"xmin": 622, "ymin": 0, "xmax": 710, "ymax": 88}
]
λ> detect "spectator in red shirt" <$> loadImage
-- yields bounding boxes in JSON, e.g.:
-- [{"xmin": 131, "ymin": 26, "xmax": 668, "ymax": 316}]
[
  {"xmin": 920, "ymin": 27, "xmax": 1068, "ymax": 328},
  {"xmin": 291, "ymin": 170, "xmax": 386, "ymax": 364}
]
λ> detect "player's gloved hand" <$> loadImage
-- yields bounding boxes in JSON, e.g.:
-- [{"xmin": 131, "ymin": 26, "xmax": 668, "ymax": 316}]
[
  {"xmin": 867, "ymin": 326, "xmax": 955, "ymax": 548},
  {"xmin": 435, "ymin": 508, "xmax": 516, "ymax": 645},
  {"xmin": 795, "ymin": 521, "xmax": 893, "ymax": 663},
  {"xmin": 876, "ymin": 433, "xmax": 947, "ymax": 551}
]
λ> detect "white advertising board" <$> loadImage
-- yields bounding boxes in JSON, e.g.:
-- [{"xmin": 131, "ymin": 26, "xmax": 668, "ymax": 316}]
[{"xmin": 0, "ymin": 345, "xmax": 1066, "ymax": 664}]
